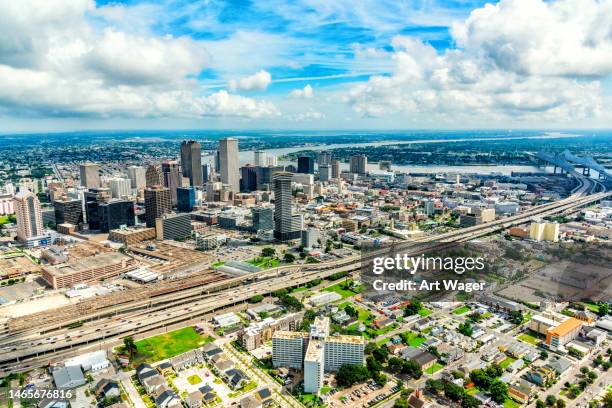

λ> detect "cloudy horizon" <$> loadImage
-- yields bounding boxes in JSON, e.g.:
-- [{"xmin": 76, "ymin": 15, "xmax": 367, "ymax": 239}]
[{"xmin": 1, "ymin": 0, "xmax": 612, "ymax": 132}]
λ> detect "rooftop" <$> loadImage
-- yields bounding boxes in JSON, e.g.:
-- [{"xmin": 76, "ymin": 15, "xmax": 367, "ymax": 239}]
[{"xmin": 548, "ymin": 317, "xmax": 582, "ymax": 336}]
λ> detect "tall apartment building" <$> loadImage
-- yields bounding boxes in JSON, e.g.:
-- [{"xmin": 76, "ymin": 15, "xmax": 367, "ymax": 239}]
[
  {"xmin": 297, "ymin": 156, "xmax": 315, "ymax": 174},
  {"xmin": 109, "ymin": 177, "xmax": 132, "ymax": 199},
  {"xmin": 180, "ymin": 140, "xmax": 203, "ymax": 187},
  {"xmin": 127, "ymin": 166, "xmax": 147, "ymax": 190},
  {"xmin": 144, "ymin": 186, "xmax": 172, "ymax": 228},
  {"xmin": 13, "ymin": 190, "xmax": 44, "ymax": 243},
  {"xmin": 219, "ymin": 138, "xmax": 240, "ymax": 193},
  {"xmin": 79, "ymin": 163, "xmax": 101, "ymax": 189},
  {"xmin": 273, "ymin": 172, "xmax": 300, "ymax": 241},
  {"xmin": 145, "ymin": 165, "xmax": 164, "ymax": 188},
  {"xmin": 349, "ymin": 154, "xmax": 368, "ymax": 175},
  {"xmin": 272, "ymin": 317, "xmax": 364, "ymax": 394}
]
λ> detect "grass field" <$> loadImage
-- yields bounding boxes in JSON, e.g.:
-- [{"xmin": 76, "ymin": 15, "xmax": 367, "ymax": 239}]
[
  {"xmin": 129, "ymin": 327, "xmax": 214, "ymax": 366},
  {"xmin": 323, "ymin": 280, "xmax": 360, "ymax": 299},
  {"xmin": 452, "ymin": 305, "xmax": 470, "ymax": 315},
  {"xmin": 499, "ymin": 357, "xmax": 517, "ymax": 369},
  {"xmin": 211, "ymin": 261, "xmax": 225, "ymax": 268},
  {"xmin": 247, "ymin": 257, "xmax": 280, "ymax": 269},
  {"xmin": 585, "ymin": 303, "xmax": 600, "ymax": 313},
  {"xmin": 517, "ymin": 331, "xmax": 541, "ymax": 345},
  {"xmin": 504, "ymin": 398, "xmax": 521, "ymax": 408},
  {"xmin": 403, "ymin": 331, "xmax": 427, "ymax": 347},
  {"xmin": 418, "ymin": 308, "xmax": 433, "ymax": 317},
  {"xmin": 187, "ymin": 375, "xmax": 202, "ymax": 385},
  {"xmin": 425, "ymin": 362, "xmax": 444, "ymax": 375}
]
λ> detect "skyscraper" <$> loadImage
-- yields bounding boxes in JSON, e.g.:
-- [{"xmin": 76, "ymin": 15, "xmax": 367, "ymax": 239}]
[
  {"xmin": 176, "ymin": 187, "xmax": 196, "ymax": 212},
  {"xmin": 14, "ymin": 190, "xmax": 44, "ymax": 242},
  {"xmin": 109, "ymin": 177, "xmax": 132, "ymax": 199},
  {"xmin": 273, "ymin": 172, "xmax": 299, "ymax": 241},
  {"xmin": 317, "ymin": 151, "xmax": 332, "ymax": 166},
  {"xmin": 331, "ymin": 160, "xmax": 340, "ymax": 179},
  {"xmin": 79, "ymin": 163, "xmax": 101, "ymax": 188},
  {"xmin": 145, "ymin": 165, "xmax": 163, "ymax": 187},
  {"xmin": 219, "ymin": 138, "xmax": 240, "ymax": 193},
  {"xmin": 297, "ymin": 156, "xmax": 315, "ymax": 174},
  {"xmin": 53, "ymin": 198, "xmax": 84, "ymax": 227},
  {"xmin": 161, "ymin": 160, "xmax": 181, "ymax": 205},
  {"xmin": 252, "ymin": 206, "xmax": 273, "ymax": 232},
  {"xmin": 319, "ymin": 164, "xmax": 330, "ymax": 182},
  {"xmin": 254, "ymin": 150, "xmax": 267, "ymax": 167},
  {"xmin": 98, "ymin": 199, "xmax": 135, "ymax": 232},
  {"xmin": 240, "ymin": 165, "xmax": 258, "ymax": 192},
  {"xmin": 201, "ymin": 164, "xmax": 210, "ymax": 183},
  {"xmin": 127, "ymin": 166, "xmax": 146, "ymax": 190},
  {"xmin": 144, "ymin": 186, "xmax": 172, "ymax": 228},
  {"xmin": 349, "ymin": 154, "xmax": 368, "ymax": 175},
  {"xmin": 180, "ymin": 140, "xmax": 203, "ymax": 187}
]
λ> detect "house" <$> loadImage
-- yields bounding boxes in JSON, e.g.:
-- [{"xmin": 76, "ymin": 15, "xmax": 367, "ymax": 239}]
[
  {"xmin": 255, "ymin": 388, "xmax": 272, "ymax": 405},
  {"xmin": 546, "ymin": 356, "xmax": 572, "ymax": 375},
  {"xmin": 215, "ymin": 359, "xmax": 235, "ymax": 374},
  {"xmin": 387, "ymin": 343, "xmax": 407, "ymax": 355},
  {"xmin": 170, "ymin": 349, "xmax": 202, "ymax": 371},
  {"xmin": 52, "ymin": 366, "xmax": 86, "ymax": 389},
  {"xmin": 225, "ymin": 368, "xmax": 249, "ymax": 389},
  {"xmin": 525, "ymin": 367, "xmax": 555, "ymax": 386},
  {"xmin": 240, "ymin": 396, "xmax": 262, "ymax": 408},
  {"xmin": 157, "ymin": 362, "xmax": 173, "ymax": 376},
  {"xmin": 407, "ymin": 389, "xmax": 431, "ymax": 408},
  {"xmin": 38, "ymin": 399, "xmax": 69, "ymax": 408},
  {"xmin": 136, "ymin": 363, "xmax": 158, "ymax": 383},
  {"xmin": 64, "ymin": 350, "xmax": 110, "ymax": 372},
  {"xmin": 142, "ymin": 375, "xmax": 165, "ymax": 395},
  {"xmin": 505, "ymin": 359, "xmax": 524, "ymax": 373},
  {"xmin": 155, "ymin": 389, "xmax": 181, "ymax": 408},
  {"xmin": 185, "ymin": 390, "xmax": 203, "ymax": 408},
  {"xmin": 439, "ymin": 346, "xmax": 464, "ymax": 364},
  {"xmin": 413, "ymin": 318, "xmax": 433, "ymax": 331},
  {"xmin": 411, "ymin": 351, "xmax": 437, "ymax": 370},
  {"xmin": 203, "ymin": 347, "xmax": 224, "ymax": 361},
  {"xmin": 373, "ymin": 317, "xmax": 393, "ymax": 329},
  {"xmin": 203, "ymin": 392, "xmax": 217, "ymax": 404},
  {"xmin": 508, "ymin": 380, "xmax": 535, "ymax": 404},
  {"xmin": 94, "ymin": 379, "xmax": 120, "ymax": 399}
]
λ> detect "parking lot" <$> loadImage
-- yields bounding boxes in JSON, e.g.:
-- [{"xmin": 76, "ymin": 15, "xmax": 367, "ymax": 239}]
[{"xmin": 328, "ymin": 380, "xmax": 398, "ymax": 408}]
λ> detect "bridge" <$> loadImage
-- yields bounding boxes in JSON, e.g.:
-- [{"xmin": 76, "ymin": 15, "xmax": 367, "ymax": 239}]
[{"xmin": 535, "ymin": 150, "xmax": 612, "ymax": 182}]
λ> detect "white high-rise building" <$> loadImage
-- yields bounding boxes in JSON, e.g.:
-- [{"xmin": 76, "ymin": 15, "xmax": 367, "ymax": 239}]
[
  {"xmin": 79, "ymin": 163, "xmax": 101, "ymax": 188},
  {"xmin": 219, "ymin": 138, "xmax": 240, "ymax": 193},
  {"xmin": 127, "ymin": 166, "xmax": 146, "ymax": 190},
  {"xmin": 254, "ymin": 150, "xmax": 267, "ymax": 167},
  {"xmin": 13, "ymin": 190, "xmax": 44, "ymax": 243},
  {"xmin": 109, "ymin": 177, "xmax": 132, "ymax": 199},
  {"xmin": 267, "ymin": 155, "xmax": 278, "ymax": 166},
  {"xmin": 272, "ymin": 332, "xmax": 307, "ymax": 369}
]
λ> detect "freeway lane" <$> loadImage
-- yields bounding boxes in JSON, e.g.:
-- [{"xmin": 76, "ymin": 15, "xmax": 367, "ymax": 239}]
[{"xmin": 0, "ymin": 189, "xmax": 608, "ymax": 375}]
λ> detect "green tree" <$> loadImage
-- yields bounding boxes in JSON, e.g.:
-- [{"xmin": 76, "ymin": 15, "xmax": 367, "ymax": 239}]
[
  {"xmin": 123, "ymin": 336, "xmax": 137, "ymax": 358},
  {"xmin": 458, "ymin": 321, "xmax": 473, "ymax": 337},
  {"xmin": 488, "ymin": 380, "xmax": 508, "ymax": 404},
  {"xmin": 556, "ymin": 399, "xmax": 566, "ymax": 408},
  {"xmin": 508, "ymin": 310, "xmax": 523, "ymax": 324},
  {"xmin": 597, "ymin": 302, "xmax": 610, "ymax": 317},
  {"xmin": 336, "ymin": 364, "xmax": 370, "ymax": 387},
  {"xmin": 545, "ymin": 395, "xmax": 557, "ymax": 406},
  {"xmin": 404, "ymin": 300, "xmax": 423, "ymax": 316},
  {"xmin": 261, "ymin": 247, "xmax": 276, "ymax": 257},
  {"xmin": 283, "ymin": 253, "xmax": 295, "ymax": 263},
  {"xmin": 249, "ymin": 294, "xmax": 264, "ymax": 303},
  {"xmin": 461, "ymin": 395, "xmax": 481, "ymax": 408},
  {"xmin": 536, "ymin": 400, "xmax": 546, "ymax": 408}
]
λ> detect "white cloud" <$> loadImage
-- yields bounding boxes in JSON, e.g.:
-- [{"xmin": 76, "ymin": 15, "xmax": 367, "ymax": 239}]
[
  {"xmin": 287, "ymin": 109, "xmax": 325, "ymax": 121},
  {"xmin": 0, "ymin": 0, "xmax": 278, "ymax": 120},
  {"xmin": 289, "ymin": 84, "xmax": 314, "ymax": 98},
  {"xmin": 228, "ymin": 70, "xmax": 272, "ymax": 92},
  {"xmin": 346, "ymin": 0, "xmax": 610, "ymax": 124},
  {"xmin": 451, "ymin": 0, "xmax": 612, "ymax": 77}
]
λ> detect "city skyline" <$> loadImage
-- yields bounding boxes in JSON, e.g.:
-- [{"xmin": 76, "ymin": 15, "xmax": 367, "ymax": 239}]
[{"xmin": 1, "ymin": 0, "xmax": 611, "ymax": 132}]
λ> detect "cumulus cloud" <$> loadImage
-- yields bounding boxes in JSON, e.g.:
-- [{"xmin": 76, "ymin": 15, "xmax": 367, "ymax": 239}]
[
  {"xmin": 452, "ymin": 0, "xmax": 612, "ymax": 77},
  {"xmin": 346, "ymin": 0, "xmax": 609, "ymax": 123},
  {"xmin": 0, "ymin": 0, "xmax": 278, "ymax": 120},
  {"xmin": 228, "ymin": 70, "xmax": 272, "ymax": 92},
  {"xmin": 289, "ymin": 84, "xmax": 314, "ymax": 98},
  {"xmin": 287, "ymin": 109, "xmax": 325, "ymax": 121}
]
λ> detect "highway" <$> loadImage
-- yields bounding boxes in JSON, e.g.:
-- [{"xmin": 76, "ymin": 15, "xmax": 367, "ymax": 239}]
[{"xmin": 0, "ymin": 183, "xmax": 608, "ymax": 375}]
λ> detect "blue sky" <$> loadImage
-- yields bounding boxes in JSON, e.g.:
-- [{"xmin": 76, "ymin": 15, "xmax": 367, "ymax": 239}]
[{"xmin": 0, "ymin": 0, "xmax": 611, "ymax": 131}]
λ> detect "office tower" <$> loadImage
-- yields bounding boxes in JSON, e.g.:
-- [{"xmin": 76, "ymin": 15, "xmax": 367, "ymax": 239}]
[
  {"xmin": 53, "ymin": 198, "xmax": 84, "ymax": 226},
  {"xmin": 214, "ymin": 150, "xmax": 221, "ymax": 173},
  {"xmin": 219, "ymin": 138, "xmax": 240, "ymax": 193},
  {"xmin": 144, "ymin": 186, "xmax": 172, "ymax": 228},
  {"xmin": 84, "ymin": 188, "xmax": 111, "ymax": 229},
  {"xmin": 331, "ymin": 160, "xmax": 340, "ymax": 179},
  {"xmin": 180, "ymin": 140, "xmax": 203, "ymax": 186},
  {"xmin": 13, "ymin": 190, "xmax": 43, "ymax": 242},
  {"xmin": 301, "ymin": 228, "xmax": 319, "ymax": 249},
  {"xmin": 256, "ymin": 165, "xmax": 284, "ymax": 190},
  {"xmin": 319, "ymin": 164, "xmax": 330, "ymax": 182},
  {"xmin": 252, "ymin": 206, "xmax": 273, "ymax": 232},
  {"xmin": 379, "ymin": 160, "xmax": 392, "ymax": 171},
  {"xmin": 176, "ymin": 187, "xmax": 196, "ymax": 212},
  {"xmin": 205, "ymin": 181, "xmax": 219, "ymax": 202},
  {"xmin": 317, "ymin": 151, "xmax": 332, "ymax": 166},
  {"xmin": 267, "ymin": 155, "xmax": 278, "ymax": 166},
  {"xmin": 273, "ymin": 172, "xmax": 299, "ymax": 241},
  {"xmin": 98, "ymin": 200, "xmax": 135, "ymax": 233},
  {"xmin": 79, "ymin": 163, "xmax": 101, "ymax": 188},
  {"xmin": 349, "ymin": 154, "xmax": 368, "ymax": 175},
  {"xmin": 201, "ymin": 164, "xmax": 210, "ymax": 183},
  {"xmin": 155, "ymin": 213, "xmax": 191, "ymax": 241},
  {"xmin": 127, "ymin": 166, "xmax": 146, "ymax": 190},
  {"xmin": 423, "ymin": 199, "xmax": 435, "ymax": 216},
  {"xmin": 240, "ymin": 165, "xmax": 258, "ymax": 192},
  {"xmin": 254, "ymin": 150, "xmax": 267, "ymax": 167},
  {"xmin": 145, "ymin": 165, "xmax": 163, "ymax": 187},
  {"xmin": 162, "ymin": 160, "xmax": 181, "ymax": 205},
  {"xmin": 297, "ymin": 156, "xmax": 315, "ymax": 174},
  {"xmin": 109, "ymin": 177, "xmax": 132, "ymax": 199}
]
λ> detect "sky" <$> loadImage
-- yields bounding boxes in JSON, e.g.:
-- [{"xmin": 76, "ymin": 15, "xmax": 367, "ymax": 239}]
[{"xmin": 0, "ymin": 0, "xmax": 611, "ymax": 132}]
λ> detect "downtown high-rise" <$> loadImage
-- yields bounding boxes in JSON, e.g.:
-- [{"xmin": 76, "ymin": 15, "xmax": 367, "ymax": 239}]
[
  {"xmin": 219, "ymin": 138, "xmax": 240, "ymax": 193},
  {"xmin": 180, "ymin": 140, "xmax": 203, "ymax": 187},
  {"xmin": 273, "ymin": 172, "xmax": 300, "ymax": 241}
]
